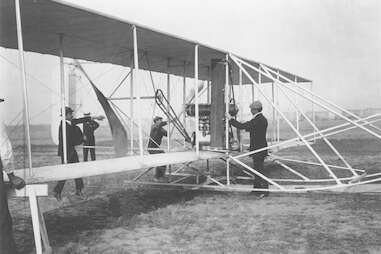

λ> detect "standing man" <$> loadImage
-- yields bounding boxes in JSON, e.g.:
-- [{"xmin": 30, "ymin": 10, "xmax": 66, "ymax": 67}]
[
  {"xmin": 229, "ymin": 101, "xmax": 269, "ymax": 198},
  {"xmin": 0, "ymin": 98, "xmax": 25, "ymax": 253},
  {"xmin": 83, "ymin": 112, "xmax": 100, "ymax": 162},
  {"xmin": 148, "ymin": 116, "xmax": 168, "ymax": 181},
  {"xmin": 54, "ymin": 107, "xmax": 104, "ymax": 201}
]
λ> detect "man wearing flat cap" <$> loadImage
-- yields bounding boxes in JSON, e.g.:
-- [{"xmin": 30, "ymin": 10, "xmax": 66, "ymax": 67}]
[
  {"xmin": 0, "ymin": 98, "xmax": 23, "ymax": 253},
  {"xmin": 54, "ymin": 106, "xmax": 104, "ymax": 201},
  {"xmin": 148, "ymin": 116, "xmax": 168, "ymax": 181},
  {"xmin": 229, "ymin": 100, "xmax": 269, "ymax": 197}
]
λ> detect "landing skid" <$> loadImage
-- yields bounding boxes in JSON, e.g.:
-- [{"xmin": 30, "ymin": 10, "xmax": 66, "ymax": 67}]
[{"xmin": 127, "ymin": 157, "xmax": 381, "ymax": 194}]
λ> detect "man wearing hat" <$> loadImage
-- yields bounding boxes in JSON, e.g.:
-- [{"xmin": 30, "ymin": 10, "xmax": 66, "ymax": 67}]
[
  {"xmin": 0, "ymin": 98, "xmax": 24, "ymax": 253},
  {"xmin": 229, "ymin": 100, "xmax": 269, "ymax": 198},
  {"xmin": 54, "ymin": 106, "xmax": 104, "ymax": 201},
  {"xmin": 82, "ymin": 112, "xmax": 100, "ymax": 162},
  {"xmin": 148, "ymin": 116, "xmax": 168, "ymax": 180}
]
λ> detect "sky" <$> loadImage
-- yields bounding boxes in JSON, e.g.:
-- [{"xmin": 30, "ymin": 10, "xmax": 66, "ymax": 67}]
[{"xmin": 1, "ymin": 0, "xmax": 381, "ymax": 124}]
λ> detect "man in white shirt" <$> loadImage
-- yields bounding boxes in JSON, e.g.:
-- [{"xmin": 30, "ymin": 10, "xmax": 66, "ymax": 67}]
[
  {"xmin": 0, "ymin": 105, "xmax": 25, "ymax": 189},
  {"xmin": 0, "ymin": 98, "xmax": 24, "ymax": 253}
]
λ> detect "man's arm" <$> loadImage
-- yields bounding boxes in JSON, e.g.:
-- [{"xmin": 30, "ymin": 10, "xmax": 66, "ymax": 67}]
[
  {"xmin": 159, "ymin": 121, "xmax": 168, "ymax": 136},
  {"xmin": 229, "ymin": 119, "xmax": 253, "ymax": 131},
  {"xmin": 72, "ymin": 116, "xmax": 91, "ymax": 125},
  {"xmin": 92, "ymin": 120, "xmax": 100, "ymax": 130},
  {"xmin": 72, "ymin": 115, "xmax": 104, "ymax": 125},
  {"xmin": 0, "ymin": 123, "xmax": 14, "ymax": 173},
  {"xmin": 161, "ymin": 128, "xmax": 168, "ymax": 137}
]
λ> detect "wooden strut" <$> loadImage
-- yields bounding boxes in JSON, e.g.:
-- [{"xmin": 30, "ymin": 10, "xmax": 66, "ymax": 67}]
[{"xmin": 10, "ymin": 184, "xmax": 51, "ymax": 254}]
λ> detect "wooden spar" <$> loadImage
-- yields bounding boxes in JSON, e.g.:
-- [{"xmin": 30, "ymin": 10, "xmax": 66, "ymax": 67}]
[
  {"xmin": 59, "ymin": 34, "xmax": 67, "ymax": 164},
  {"xmin": 207, "ymin": 66, "xmax": 211, "ymax": 104},
  {"xmin": 167, "ymin": 58, "xmax": 171, "ymax": 152},
  {"xmin": 132, "ymin": 25, "xmax": 143, "ymax": 156},
  {"xmin": 129, "ymin": 57, "xmax": 134, "ymax": 154},
  {"xmin": 194, "ymin": 44, "xmax": 199, "ymax": 155},
  {"xmin": 182, "ymin": 62, "xmax": 186, "ymax": 134},
  {"xmin": 225, "ymin": 54, "xmax": 229, "ymax": 150},
  {"xmin": 15, "ymin": 0, "xmax": 33, "ymax": 173},
  {"xmin": 276, "ymin": 70, "xmax": 280, "ymax": 142},
  {"xmin": 295, "ymin": 76, "xmax": 300, "ymax": 133},
  {"xmin": 311, "ymin": 81, "xmax": 316, "ymax": 142},
  {"xmin": 13, "ymin": 151, "xmax": 223, "ymax": 184},
  {"xmin": 272, "ymin": 81, "xmax": 276, "ymax": 142},
  {"xmin": 238, "ymin": 62, "xmax": 243, "ymax": 152}
]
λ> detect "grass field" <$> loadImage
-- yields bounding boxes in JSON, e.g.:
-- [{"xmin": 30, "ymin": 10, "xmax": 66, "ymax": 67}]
[{"xmin": 7, "ymin": 120, "xmax": 381, "ymax": 253}]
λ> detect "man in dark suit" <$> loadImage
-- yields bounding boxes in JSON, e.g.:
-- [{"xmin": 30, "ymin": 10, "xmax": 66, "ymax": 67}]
[
  {"xmin": 54, "ymin": 107, "xmax": 104, "ymax": 201},
  {"xmin": 82, "ymin": 112, "xmax": 100, "ymax": 162},
  {"xmin": 229, "ymin": 100, "xmax": 269, "ymax": 197},
  {"xmin": 148, "ymin": 116, "xmax": 168, "ymax": 181}
]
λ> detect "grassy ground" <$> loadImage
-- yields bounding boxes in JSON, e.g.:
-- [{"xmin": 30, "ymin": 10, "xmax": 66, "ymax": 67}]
[
  {"xmin": 54, "ymin": 193, "xmax": 381, "ymax": 254},
  {"xmin": 7, "ymin": 120, "xmax": 381, "ymax": 253}
]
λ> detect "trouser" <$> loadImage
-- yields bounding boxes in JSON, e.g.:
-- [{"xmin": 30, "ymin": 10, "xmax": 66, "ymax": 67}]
[
  {"xmin": 148, "ymin": 149, "xmax": 166, "ymax": 178},
  {"xmin": 252, "ymin": 155, "xmax": 268, "ymax": 192},
  {"xmin": 83, "ymin": 147, "xmax": 96, "ymax": 161},
  {"xmin": 0, "ymin": 169, "xmax": 18, "ymax": 254},
  {"xmin": 54, "ymin": 150, "xmax": 84, "ymax": 194}
]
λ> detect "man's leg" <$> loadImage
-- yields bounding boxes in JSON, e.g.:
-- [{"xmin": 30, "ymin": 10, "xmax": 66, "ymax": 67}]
[
  {"xmin": 83, "ymin": 147, "xmax": 89, "ymax": 162},
  {"xmin": 153, "ymin": 150, "xmax": 166, "ymax": 179},
  {"xmin": 0, "ymin": 170, "xmax": 18, "ymax": 254},
  {"xmin": 252, "ymin": 156, "xmax": 267, "ymax": 194},
  {"xmin": 148, "ymin": 150, "xmax": 166, "ymax": 179},
  {"xmin": 156, "ymin": 166, "xmax": 166, "ymax": 178},
  {"xmin": 70, "ymin": 151, "xmax": 85, "ymax": 197},
  {"xmin": 74, "ymin": 178, "xmax": 84, "ymax": 192},
  {"xmin": 53, "ymin": 180, "xmax": 65, "ymax": 201},
  {"xmin": 90, "ymin": 148, "xmax": 96, "ymax": 161}
]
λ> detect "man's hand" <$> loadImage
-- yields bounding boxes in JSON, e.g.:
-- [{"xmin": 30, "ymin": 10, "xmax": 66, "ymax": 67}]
[
  {"xmin": 93, "ymin": 115, "xmax": 105, "ymax": 121},
  {"xmin": 7, "ymin": 173, "xmax": 26, "ymax": 190}
]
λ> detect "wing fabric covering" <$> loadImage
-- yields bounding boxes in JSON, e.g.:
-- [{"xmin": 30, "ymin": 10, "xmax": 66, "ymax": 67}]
[{"xmin": 74, "ymin": 60, "xmax": 128, "ymax": 157}]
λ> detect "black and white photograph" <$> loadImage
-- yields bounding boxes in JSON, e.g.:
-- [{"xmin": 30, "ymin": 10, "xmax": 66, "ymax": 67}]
[{"xmin": 1, "ymin": 0, "xmax": 381, "ymax": 253}]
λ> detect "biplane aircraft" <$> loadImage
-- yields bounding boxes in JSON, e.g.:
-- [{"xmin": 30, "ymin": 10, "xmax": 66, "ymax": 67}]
[{"xmin": 1, "ymin": 0, "xmax": 381, "ymax": 253}]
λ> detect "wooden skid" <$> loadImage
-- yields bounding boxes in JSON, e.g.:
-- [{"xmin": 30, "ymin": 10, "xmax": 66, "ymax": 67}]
[{"xmin": 130, "ymin": 181, "xmax": 381, "ymax": 194}]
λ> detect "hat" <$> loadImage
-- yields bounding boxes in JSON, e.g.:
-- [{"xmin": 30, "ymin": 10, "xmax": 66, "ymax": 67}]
[
  {"xmin": 61, "ymin": 106, "xmax": 74, "ymax": 115},
  {"xmin": 250, "ymin": 100, "xmax": 262, "ymax": 110},
  {"xmin": 0, "ymin": 98, "xmax": 4, "ymax": 103},
  {"xmin": 83, "ymin": 112, "xmax": 91, "ymax": 116},
  {"xmin": 153, "ymin": 116, "xmax": 163, "ymax": 122}
]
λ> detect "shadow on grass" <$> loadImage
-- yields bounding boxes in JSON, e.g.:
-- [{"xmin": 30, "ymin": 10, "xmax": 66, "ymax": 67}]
[{"xmin": 14, "ymin": 187, "xmax": 204, "ymax": 254}]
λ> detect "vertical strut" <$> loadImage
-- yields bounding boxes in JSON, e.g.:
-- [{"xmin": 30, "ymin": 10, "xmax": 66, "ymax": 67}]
[
  {"xmin": 15, "ymin": 0, "xmax": 33, "ymax": 173},
  {"xmin": 272, "ymin": 81, "xmax": 276, "ymax": 142},
  {"xmin": 276, "ymin": 70, "xmax": 280, "ymax": 142},
  {"xmin": 167, "ymin": 58, "xmax": 171, "ymax": 152},
  {"xmin": 132, "ymin": 25, "xmax": 143, "ymax": 156},
  {"xmin": 129, "ymin": 57, "xmax": 134, "ymax": 154},
  {"xmin": 194, "ymin": 45, "xmax": 199, "ymax": 155},
  {"xmin": 59, "ymin": 34, "xmax": 67, "ymax": 164},
  {"xmin": 238, "ymin": 62, "xmax": 243, "ymax": 151},
  {"xmin": 183, "ymin": 61, "xmax": 187, "ymax": 146},
  {"xmin": 295, "ymin": 76, "xmax": 300, "ymax": 134},
  {"xmin": 225, "ymin": 54, "xmax": 229, "ymax": 150}
]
